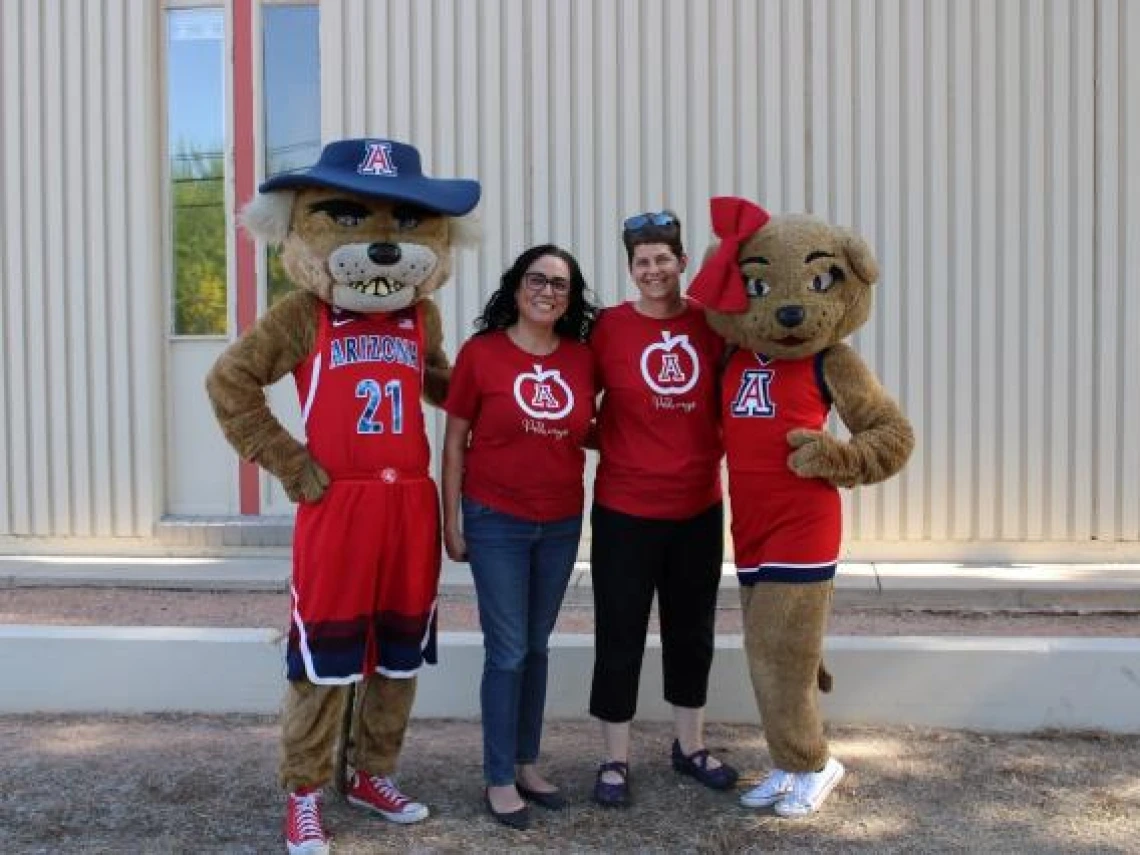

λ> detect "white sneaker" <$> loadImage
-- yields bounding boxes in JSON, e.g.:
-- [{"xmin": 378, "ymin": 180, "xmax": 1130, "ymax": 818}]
[
  {"xmin": 739, "ymin": 769, "xmax": 795, "ymax": 808},
  {"xmin": 774, "ymin": 757, "xmax": 844, "ymax": 818}
]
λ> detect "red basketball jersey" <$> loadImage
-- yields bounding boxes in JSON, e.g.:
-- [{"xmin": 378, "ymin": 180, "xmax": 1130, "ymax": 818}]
[
  {"xmin": 722, "ymin": 348, "xmax": 831, "ymax": 476},
  {"xmin": 722, "ymin": 348, "xmax": 841, "ymax": 584},
  {"xmin": 294, "ymin": 303, "xmax": 430, "ymax": 477}
]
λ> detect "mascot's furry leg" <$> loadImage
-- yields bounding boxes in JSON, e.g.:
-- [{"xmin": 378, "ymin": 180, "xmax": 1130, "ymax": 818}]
[
  {"xmin": 280, "ymin": 676, "xmax": 417, "ymax": 793},
  {"xmin": 351, "ymin": 676, "xmax": 418, "ymax": 776},
  {"xmin": 279, "ymin": 681, "xmax": 350, "ymax": 792},
  {"xmin": 740, "ymin": 581, "xmax": 833, "ymax": 771}
]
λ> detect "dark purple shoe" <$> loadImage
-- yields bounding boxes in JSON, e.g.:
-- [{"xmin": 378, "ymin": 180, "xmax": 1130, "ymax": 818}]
[
  {"xmin": 592, "ymin": 760, "xmax": 631, "ymax": 808},
  {"xmin": 671, "ymin": 740, "xmax": 739, "ymax": 791}
]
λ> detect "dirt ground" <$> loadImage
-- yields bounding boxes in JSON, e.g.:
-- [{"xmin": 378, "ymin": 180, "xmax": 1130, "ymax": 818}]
[
  {"xmin": 3, "ymin": 587, "xmax": 1140, "ymax": 852},
  {"xmin": 2, "ymin": 714, "xmax": 1138, "ymax": 854},
  {"xmin": 4, "ymin": 586, "xmax": 1140, "ymax": 637}
]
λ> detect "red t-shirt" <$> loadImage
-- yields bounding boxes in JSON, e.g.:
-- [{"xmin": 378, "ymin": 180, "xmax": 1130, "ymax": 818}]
[
  {"xmin": 445, "ymin": 330, "xmax": 595, "ymax": 521},
  {"xmin": 592, "ymin": 300, "xmax": 725, "ymax": 519}
]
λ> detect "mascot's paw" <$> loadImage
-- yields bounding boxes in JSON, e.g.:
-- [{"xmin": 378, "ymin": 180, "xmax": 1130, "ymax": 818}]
[
  {"xmin": 282, "ymin": 455, "xmax": 331, "ymax": 504},
  {"xmin": 787, "ymin": 429, "xmax": 859, "ymax": 487}
]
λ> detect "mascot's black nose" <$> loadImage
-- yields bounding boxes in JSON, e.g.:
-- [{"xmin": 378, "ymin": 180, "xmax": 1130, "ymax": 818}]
[
  {"xmin": 368, "ymin": 243, "xmax": 402, "ymax": 266},
  {"xmin": 777, "ymin": 305, "xmax": 806, "ymax": 328}
]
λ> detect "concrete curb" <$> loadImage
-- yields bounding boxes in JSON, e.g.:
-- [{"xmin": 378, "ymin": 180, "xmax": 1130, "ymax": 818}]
[
  {"xmin": 1, "ymin": 625, "xmax": 285, "ymax": 714},
  {"xmin": 5, "ymin": 557, "xmax": 1140, "ymax": 609},
  {"xmin": 3, "ymin": 626, "xmax": 1138, "ymax": 732}
]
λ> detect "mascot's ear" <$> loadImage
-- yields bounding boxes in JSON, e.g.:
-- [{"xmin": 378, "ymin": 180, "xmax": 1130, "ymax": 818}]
[
  {"xmin": 240, "ymin": 190, "xmax": 296, "ymax": 246},
  {"xmin": 448, "ymin": 213, "xmax": 483, "ymax": 250},
  {"xmin": 839, "ymin": 228, "xmax": 879, "ymax": 285}
]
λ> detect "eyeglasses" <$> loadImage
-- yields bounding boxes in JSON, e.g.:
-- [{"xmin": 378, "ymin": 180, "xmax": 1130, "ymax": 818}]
[
  {"xmin": 522, "ymin": 271, "xmax": 572, "ymax": 295},
  {"xmin": 623, "ymin": 211, "xmax": 678, "ymax": 232}
]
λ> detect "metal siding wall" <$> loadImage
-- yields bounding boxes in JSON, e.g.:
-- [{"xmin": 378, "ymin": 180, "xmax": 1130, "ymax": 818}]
[
  {"xmin": 1103, "ymin": 0, "xmax": 1140, "ymax": 543},
  {"xmin": 1, "ymin": 1, "xmax": 22, "ymax": 534},
  {"xmin": 0, "ymin": 0, "xmax": 161, "ymax": 538},
  {"xmin": 1125, "ymin": 0, "xmax": 1140, "ymax": 543},
  {"xmin": 312, "ymin": 0, "xmax": 1140, "ymax": 556},
  {"xmin": 1, "ymin": 1, "xmax": 1134, "ymax": 554}
]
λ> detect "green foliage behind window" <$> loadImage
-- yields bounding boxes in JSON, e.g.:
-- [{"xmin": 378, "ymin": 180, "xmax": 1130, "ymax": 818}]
[{"xmin": 172, "ymin": 147, "xmax": 227, "ymax": 335}]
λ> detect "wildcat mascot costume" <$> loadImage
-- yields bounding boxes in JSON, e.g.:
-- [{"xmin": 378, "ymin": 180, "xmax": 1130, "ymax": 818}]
[
  {"xmin": 206, "ymin": 138, "xmax": 479, "ymax": 854},
  {"xmin": 690, "ymin": 197, "xmax": 913, "ymax": 818}
]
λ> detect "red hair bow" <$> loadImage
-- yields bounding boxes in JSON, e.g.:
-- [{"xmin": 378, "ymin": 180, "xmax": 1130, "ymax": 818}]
[{"xmin": 688, "ymin": 197, "xmax": 770, "ymax": 313}]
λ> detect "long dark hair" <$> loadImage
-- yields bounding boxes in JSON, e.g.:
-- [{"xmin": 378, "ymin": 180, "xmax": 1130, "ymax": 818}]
[{"xmin": 474, "ymin": 244, "xmax": 598, "ymax": 342}]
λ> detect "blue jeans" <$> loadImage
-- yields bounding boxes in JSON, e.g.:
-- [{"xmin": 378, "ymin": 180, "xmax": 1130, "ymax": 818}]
[{"xmin": 462, "ymin": 496, "xmax": 582, "ymax": 786}]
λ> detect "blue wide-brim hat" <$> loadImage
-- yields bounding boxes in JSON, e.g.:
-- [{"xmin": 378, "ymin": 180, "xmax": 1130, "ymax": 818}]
[{"xmin": 259, "ymin": 138, "xmax": 481, "ymax": 216}]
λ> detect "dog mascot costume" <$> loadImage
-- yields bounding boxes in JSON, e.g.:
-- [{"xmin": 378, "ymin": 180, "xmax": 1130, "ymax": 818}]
[
  {"xmin": 689, "ymin": 197, "xmax": 913, "ymax": 818},
  {"xmin": 206, "ymin": 138, "xmax": 479, "ymax": 854}
]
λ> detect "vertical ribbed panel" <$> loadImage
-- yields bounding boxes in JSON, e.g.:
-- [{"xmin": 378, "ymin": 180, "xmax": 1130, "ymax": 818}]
[
  {"xmin": 0, "ymin": 1, "xmax": 1135, "ymax": 554},
  {"xmin": 1101, "ymin": 0, "xmax": 1140, "ymax": 544},
  {"xmin": 0, "ymin": 0, "xmax": 161, "ymax": 538},
  {"xmin": 1124, "ymin": 0, "xmax": 1140, "ymax": 543},
  {"xmin": 311, "ymin": 0, "xmax": 1139, "ymax": 554}
]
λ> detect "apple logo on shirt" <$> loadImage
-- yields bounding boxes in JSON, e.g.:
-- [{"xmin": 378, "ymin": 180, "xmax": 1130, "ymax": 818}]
[
  {"xmin": 513, "ymin": 364, "xmax": 575, "ymax": 420},
  {"xmin": 640, "ymin": 331, "xmax": 699, "ymax": 395}
]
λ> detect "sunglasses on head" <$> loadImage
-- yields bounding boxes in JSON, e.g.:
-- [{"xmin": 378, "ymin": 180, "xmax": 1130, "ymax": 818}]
[{"xmin": 623, "ymin": 211, "xmax": 677, "ymax": 232}]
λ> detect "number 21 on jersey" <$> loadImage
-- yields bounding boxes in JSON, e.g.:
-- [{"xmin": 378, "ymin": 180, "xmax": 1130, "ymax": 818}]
[{"xmin": 356, "ymin": 378, "xmax": 403, "ymax": 434}]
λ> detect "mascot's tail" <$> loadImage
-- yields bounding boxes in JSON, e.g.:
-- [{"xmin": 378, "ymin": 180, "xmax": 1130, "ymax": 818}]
[{"xmin": 817, "ymin": 662, "xmax": 833, "ymax": 693}]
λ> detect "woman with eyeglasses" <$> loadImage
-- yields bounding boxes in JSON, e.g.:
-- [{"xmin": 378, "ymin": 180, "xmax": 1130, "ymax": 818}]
[
  {"xmin": 442, "ymin": 244, "xmax": 598, "ymax": 829},
  {"xmin": 588, "ymin": 211, "xmax": 738, "ymax": 807}
]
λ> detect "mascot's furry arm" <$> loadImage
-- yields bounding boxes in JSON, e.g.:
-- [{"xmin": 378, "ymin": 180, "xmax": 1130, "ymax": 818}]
[
  {"xmin": 420, "ymin": 298, "xmax": 450, "ymax": 407},
  {"xmin": 204, "ymin": 290, "xmax": 329, "ymax": 503},
  {"xmin": 788, "ymin": 342, "xmax": 915, "ymax": 488}
]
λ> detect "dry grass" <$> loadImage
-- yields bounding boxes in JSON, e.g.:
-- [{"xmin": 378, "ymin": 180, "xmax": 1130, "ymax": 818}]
[{"xmin": 2, "ymin": 715, "xmax": 1138, "ymax": 854}]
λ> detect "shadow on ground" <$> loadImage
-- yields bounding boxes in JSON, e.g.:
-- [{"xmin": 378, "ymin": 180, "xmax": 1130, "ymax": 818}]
[{"xmin": 1, "ymin": 715, "xmax": 1137, "ymax": 854}]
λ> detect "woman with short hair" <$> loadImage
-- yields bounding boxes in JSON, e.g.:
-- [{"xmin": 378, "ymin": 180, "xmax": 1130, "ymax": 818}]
[{"xmin": 589, "ymin": 212, "xmax": 737, "ymax": 807}]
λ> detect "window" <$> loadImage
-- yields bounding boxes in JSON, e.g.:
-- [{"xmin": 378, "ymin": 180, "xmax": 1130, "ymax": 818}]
[
  {"xmin": 263, "ymin": 3, "xmax": 321, "ymax": 307},
  {"xmin": 166, "ymin": 8, "xmax": 227, "ymax": 336},
  {"xmin": 165, "ymin": 3, "xmax": 319, "ymax": 332}
]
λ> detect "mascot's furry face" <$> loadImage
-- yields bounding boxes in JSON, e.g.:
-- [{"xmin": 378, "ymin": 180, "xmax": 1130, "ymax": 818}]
[
  {"xmin": 705, "ymin": 214, "xmax": 879, "ymax": 359},
  {"xmin": 242, "ymin": 187, "xmax": 479, "ymax": 313}
]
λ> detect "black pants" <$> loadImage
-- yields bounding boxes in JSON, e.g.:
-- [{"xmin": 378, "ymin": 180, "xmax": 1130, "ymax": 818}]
[{"xmin": 588, "ymin": 501, "xmax": 724, "ymax": 723}]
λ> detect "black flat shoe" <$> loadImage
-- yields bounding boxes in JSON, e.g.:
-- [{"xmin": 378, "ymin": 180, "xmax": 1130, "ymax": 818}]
[
  {"xmin": 671, "ymin": 739, "xmax": 740, "ymax": 791},
  {"xmin": 592, "ymin": 760, "xmax": 632, "ymax": 808},
  {"xmin": 517, "ymin": 782, "xmax": 568, "ymax": 810},
  {"xmin": 484, "ymin": 790, "xmax": 530, "ymax": 830}
]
